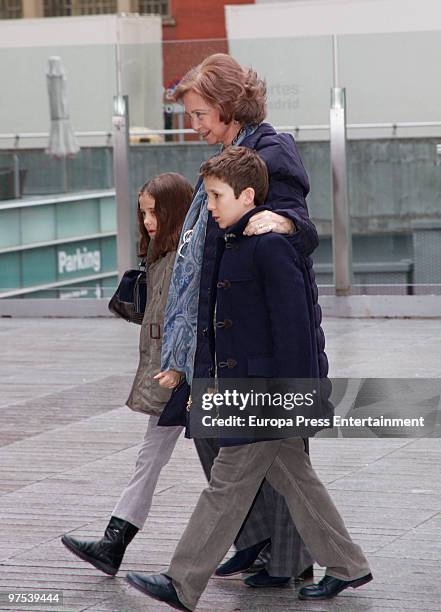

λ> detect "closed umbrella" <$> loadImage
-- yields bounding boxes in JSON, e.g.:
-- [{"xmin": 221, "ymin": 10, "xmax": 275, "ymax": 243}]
[{"xmin": 46, "ymin": 56, "xmax": 80, "ymax": 158}]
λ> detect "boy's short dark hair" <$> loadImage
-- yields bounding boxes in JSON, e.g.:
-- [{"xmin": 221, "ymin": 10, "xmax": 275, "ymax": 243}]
[{"xmin": 200, "ymin": 147, "xmax": 269, "ymax": 205}]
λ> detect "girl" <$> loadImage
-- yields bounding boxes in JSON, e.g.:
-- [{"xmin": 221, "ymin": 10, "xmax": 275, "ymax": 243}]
[{"xmin": 61, "ymin": 172, "xmax": 192, "ymax": 575}]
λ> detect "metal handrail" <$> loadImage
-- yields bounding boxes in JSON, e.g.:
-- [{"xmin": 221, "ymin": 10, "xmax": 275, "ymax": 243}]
[
  {"xmin": 0, "ymin": 131, "xmax": 113, "ymax": 140},
  {"xmin": 0, "ymin": 189, "xmax": 115, "ymax": 210},
  {"xmin": 1, "ymin": 120, "xmax": 441, "ymax": 142},
  {"xmin": 0, "ymin": 271, "xmax": 117, "ymax": 299}
]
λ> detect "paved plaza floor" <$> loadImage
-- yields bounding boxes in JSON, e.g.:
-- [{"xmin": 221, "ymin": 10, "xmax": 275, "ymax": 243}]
[{"xmin": 0, "ymin": 317, "xmax": 440, "ymax": 611}]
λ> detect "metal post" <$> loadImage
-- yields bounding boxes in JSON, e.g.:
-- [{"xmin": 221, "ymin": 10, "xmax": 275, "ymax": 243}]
[
  {"xmin": 332, "ymin": 34, "xmax": 339, "ymax": 90},
  {"xmin": 62, "ymin": 158, "xmax": 68, "ymax": 193},
  {"xmin": 12, "ymin": 154, "xmax": 20, "ymax": 199},
  {"xmin": 105, "ymin": 147, "xmax": 113, "ymax": 189},
  {"xmin": 113, "ymin": 95, "xmax": 133, "ymax": 277},
  {"xmin": 330, "ymin": 87, "xmax": 352, "ymax": 296},
  {"xmin": 177, "ymin": 110, "xmax": 184, "ymax": 143}
]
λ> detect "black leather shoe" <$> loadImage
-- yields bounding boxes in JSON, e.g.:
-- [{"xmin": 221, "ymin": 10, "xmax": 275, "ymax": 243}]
[
  {"xmin": 215, "ymin": 538, "xmax": 271, "ymax": 577},
  {"xmin": 244, "ymin": 569, "xmax": 291, "ymax": 588},
  {"xmin": 298, "ymin": 573, "xmax": 373, "ymax": 600},
  {"xmin": 126, "ymin": 572, "xmax": 191, "ymax": 611},
  {"xmin": 296, "ymin": 565, "xmax": 314, "ymax": 582},
  {"xmin": 244, "ymin": 557, "xmax": 266, "ymax": 574},
  {"xmin": 61, "ymin": 516, "xmax": 138, "ymax": 576}
]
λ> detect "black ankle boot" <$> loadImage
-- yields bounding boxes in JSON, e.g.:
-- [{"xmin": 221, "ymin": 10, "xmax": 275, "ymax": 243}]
[{"xmin": 61, "ymin": 516, "xmax": 138, "ymax": 576}]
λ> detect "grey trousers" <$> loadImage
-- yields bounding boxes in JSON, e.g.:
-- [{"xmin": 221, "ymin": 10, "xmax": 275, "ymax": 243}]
[
  {"xmin": 169, "ymin": 438, "xmax": 370, "ymax": 611},
  {"xmin": 113, "ymin": 415, "xmax": 183, "ymax": 529},
  {"xmin": 194, "ymin": 437, "xmax": 313, "ymax": 577}
]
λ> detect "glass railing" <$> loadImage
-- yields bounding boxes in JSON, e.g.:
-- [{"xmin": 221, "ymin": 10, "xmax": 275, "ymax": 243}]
[{"xmin": 1, "ymin": 22, "xmax": 440, "ymax": 299}]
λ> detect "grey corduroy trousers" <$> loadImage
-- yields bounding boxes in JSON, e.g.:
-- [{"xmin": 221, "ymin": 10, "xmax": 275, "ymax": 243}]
[
  {"xmin": 169, "ymin": 437, "xmax": 370, "ymax": 611},
  {"xmin": 194, "ymin": 437, "xmax": 313, "ymax": 577}
]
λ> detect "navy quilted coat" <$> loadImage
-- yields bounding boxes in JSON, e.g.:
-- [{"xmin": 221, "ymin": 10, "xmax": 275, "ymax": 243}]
[{"xmin": 158, "ymin": 123, "xmax": 328, "ymax": 427}]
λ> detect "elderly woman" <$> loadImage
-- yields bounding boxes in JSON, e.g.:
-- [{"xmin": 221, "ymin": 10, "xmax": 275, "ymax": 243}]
[{"xmin": 154, "ymin": 53, "xmax": 327, "ymax": 588}]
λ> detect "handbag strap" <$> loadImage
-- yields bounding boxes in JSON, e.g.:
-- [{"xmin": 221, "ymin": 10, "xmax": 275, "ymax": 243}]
[{"xmin": 138, "ymin": 258, "xmax": 147, "ymax": 271}]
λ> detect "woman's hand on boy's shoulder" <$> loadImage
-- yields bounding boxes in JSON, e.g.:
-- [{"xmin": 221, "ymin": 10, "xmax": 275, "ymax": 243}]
[
  {"xmin": 243, "ymin": 210, "xmax": 295, "ymax": 236},
  {"xmin": 154, "ymin": 369, "xmax": 183, "ymax": 389},
  {"xmin": 254, "ymin": 231, "xmax": 301, "ymax": 272}
]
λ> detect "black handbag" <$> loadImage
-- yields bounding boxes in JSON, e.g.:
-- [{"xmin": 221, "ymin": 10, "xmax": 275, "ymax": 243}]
[{"xmin": 108, "ymin": 260, "xmax": 147, "ymax": 325}]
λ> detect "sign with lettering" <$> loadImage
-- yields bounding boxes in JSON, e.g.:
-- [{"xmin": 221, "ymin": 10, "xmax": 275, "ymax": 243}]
[{"xmin": 57, "ymin": 244, "xmax": 101, "ymax": 277}]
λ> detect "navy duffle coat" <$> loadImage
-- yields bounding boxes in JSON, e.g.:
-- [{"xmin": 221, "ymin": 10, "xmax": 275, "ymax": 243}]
[
  {"xmin": 214, "ymin": 207, "xmax": 317, "ymax": 380},
  {"xmin": 158, "ymin": 123, "xmax": 328, "ymax": 427},
  {"xmin": 211, "ymin": 206, "xmax": 319, "ymax": 446}
]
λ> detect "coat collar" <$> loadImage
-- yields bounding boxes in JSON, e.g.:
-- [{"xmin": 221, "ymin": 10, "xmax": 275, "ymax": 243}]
[
  {"xmin": 224, "ymin": 205, "xmax": 270, "ymax": 243},
  {"xmin": 193, "ymin": 124, "xmax": 275, "ymax": 197},
  {"xmin": 240, "ymin": 123, "xmax": 276, "ymax": 149}
]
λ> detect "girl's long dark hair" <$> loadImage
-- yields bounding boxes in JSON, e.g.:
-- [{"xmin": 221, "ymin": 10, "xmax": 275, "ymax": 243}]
[{"xmin": 137, "ymin": 172, "xmax": 193, "ymax": 262}]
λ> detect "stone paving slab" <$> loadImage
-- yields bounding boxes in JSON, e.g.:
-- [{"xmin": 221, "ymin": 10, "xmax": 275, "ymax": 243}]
[
  {"xmin": 0, "ymin": 318, "xmax": 440, "ymax": 611},
  {"xmin": 0, "ymin": 376, "xmax": 134, "ymax": 449}
]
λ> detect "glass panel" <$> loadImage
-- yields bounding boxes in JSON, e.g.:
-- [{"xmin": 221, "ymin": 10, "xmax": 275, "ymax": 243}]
[
  {"xmin": 0, "ymin": 253, "xmax": 20, "ymax": 292},
  {"xmin": 76, "ymin": 0, "xmax": 117, "ymax": 15},
  {"xmin": 2, "ymin": 28, "xmax": 440, "ymax": 300},
  {"xmin": 338, "ymin": 31, "xmax": 441, "ymax": 295},
  {"xmin": 44, "ymin": 1, "xmax": 72, "ymax": 17},
  {"xmin": 44, "ymin": 0, "xmax": 117, "ymax": 17},
  {"xmin": 138, "ymin": 1, "xmax": 170, "ymax": 17},
  {"xmin": 0, "ymin": 16, "xmax": 120, "ymax": 299},
  {"xmin": 0, "ymin": 0, "xmax": 22, "ymax": 19}
]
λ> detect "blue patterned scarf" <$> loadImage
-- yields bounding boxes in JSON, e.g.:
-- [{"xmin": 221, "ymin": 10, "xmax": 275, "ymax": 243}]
[{"xmin": 160, "ymin": 125, "xmax": 257, "ymax": 384}]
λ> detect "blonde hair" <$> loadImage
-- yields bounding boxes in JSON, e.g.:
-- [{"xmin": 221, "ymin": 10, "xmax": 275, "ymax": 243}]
[{"xmin": 174, "ymin": 53, "xmax": 267, "ymax": 126}]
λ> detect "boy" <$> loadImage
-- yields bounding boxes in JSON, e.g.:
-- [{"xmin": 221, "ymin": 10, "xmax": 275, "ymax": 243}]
[{"xmin": 126, "ymin": 147, "xmax": 372, "ymax": 611}]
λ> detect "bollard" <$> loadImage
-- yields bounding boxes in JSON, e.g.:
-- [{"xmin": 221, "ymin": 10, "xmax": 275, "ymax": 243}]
[
  {"xmin": 113, "ymin": 94, "xmax": 133, "ymax": 277},
  {"xmin": 330, "ymin": 87, "xmax": 352, "ymax": 296},
  {"xmin": 13, "ymin": 154, "xmax": 20, "ymax": 199}
]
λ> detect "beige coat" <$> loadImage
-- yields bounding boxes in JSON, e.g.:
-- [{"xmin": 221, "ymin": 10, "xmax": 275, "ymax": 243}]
[{"xmin": 126, "ymin": 249, "xmax": 176, "ymax": 416}]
